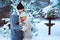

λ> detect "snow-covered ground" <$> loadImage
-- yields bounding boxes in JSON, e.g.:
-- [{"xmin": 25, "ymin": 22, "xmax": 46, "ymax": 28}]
[
  {"xmin": 32, "ymin": 20, "xmax": 60, "ymax": 40},
  {"xmin": 0, "ymin": 20, "xmax": 60, "ymax": 40}
]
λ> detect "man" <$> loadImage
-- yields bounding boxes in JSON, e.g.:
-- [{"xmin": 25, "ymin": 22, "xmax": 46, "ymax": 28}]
[{"xmin": 10, "ymin": 2, "xmax": 24, "ymax": 40}]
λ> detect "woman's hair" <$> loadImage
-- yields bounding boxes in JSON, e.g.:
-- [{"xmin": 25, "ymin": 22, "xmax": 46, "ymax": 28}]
[{"xmin": 17, "ymin": 2, "xmax": 24, "ymax": 10}]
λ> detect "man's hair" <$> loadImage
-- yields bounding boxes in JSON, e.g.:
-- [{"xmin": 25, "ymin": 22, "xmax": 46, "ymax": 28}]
[{"xmin": 17, "ymin": 2, "xmax": 24, "ymax": 10}]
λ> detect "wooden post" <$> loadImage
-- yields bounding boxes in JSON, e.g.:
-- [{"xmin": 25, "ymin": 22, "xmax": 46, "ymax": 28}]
[
  {"xmin": 48, "ymin": 19, "xmax": 51, "ymax": 35},
  {"xmin": 45, "ymin": 17, "xmax": 56, "ymax": 35}
]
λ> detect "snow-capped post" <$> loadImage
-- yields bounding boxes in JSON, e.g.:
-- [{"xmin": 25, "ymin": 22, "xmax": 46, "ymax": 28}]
[{"xmin": 43, "ymin": 7, "xmax": 58, "ymax": 35}]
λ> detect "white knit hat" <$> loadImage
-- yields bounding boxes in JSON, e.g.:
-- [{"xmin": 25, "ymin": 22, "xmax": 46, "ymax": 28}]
[{"xmin": 20, "ymin": 12, "xmax": 27, "ymax": 17}]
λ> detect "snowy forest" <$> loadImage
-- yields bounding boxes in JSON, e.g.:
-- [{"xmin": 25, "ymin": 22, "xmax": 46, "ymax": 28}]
[{"xmin": 0, "ymin": 0, "xmax": 60, "ymax": 40}]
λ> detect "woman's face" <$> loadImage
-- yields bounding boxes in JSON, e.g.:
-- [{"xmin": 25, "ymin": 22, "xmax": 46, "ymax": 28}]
[
  {"xmin": 18, "ymin": 9, "xmax": 24, "ymax": 13},
  {"xmin": 20, "ymin": 16, "xmax": 27, "ymax": 21}
]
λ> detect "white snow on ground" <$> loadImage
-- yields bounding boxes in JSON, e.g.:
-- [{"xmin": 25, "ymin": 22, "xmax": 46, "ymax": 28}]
[
  {"xmin": 32, "ymin": 20, "xmax": 60, "ymax": 40},
  {"xmin": 0, "ymin": 20, "xmax": 60, "ymax": 40}
]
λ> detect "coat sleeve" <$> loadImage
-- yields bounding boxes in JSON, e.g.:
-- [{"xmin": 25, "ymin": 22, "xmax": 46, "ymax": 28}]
[
  {"xmin": 10, "ymin": 15, "xmax": 22, "ymax": 30},
  {"xmin": 24, "ymin": 19, "xmax": 32, "ymax": 30}
]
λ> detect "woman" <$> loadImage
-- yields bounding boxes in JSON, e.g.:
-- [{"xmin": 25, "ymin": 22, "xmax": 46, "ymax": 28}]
[{"xmin": 19, "ymin": 12, "xmax": 32, "ymax": 40}]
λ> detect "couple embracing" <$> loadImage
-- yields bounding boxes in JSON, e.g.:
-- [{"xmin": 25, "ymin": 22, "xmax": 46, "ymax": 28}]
[{"xmin": 10, "ymin": 2, "xmax": 32, "ymax": 40}]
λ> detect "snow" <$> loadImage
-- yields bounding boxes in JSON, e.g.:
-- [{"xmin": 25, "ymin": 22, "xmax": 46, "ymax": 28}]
[
  {"xmin": 0, "ymin": 0, "xmax": 60, "ymax": 40},
  {"xmin": 42, "ymin": 0, "xmax": 58, "ymax": 13},
  {"xmin": 0, "ymin": 20, "xmax": 60, "ymax": 40},
  {"xmin": 32, "ymin": 20, "xmax": 60, "ymax": 40}
]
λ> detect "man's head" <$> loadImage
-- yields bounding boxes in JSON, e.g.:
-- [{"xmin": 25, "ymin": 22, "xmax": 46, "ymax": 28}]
[{"xmin": 17, "ymin": 2, "xmax": 24, "ymax": 12}]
